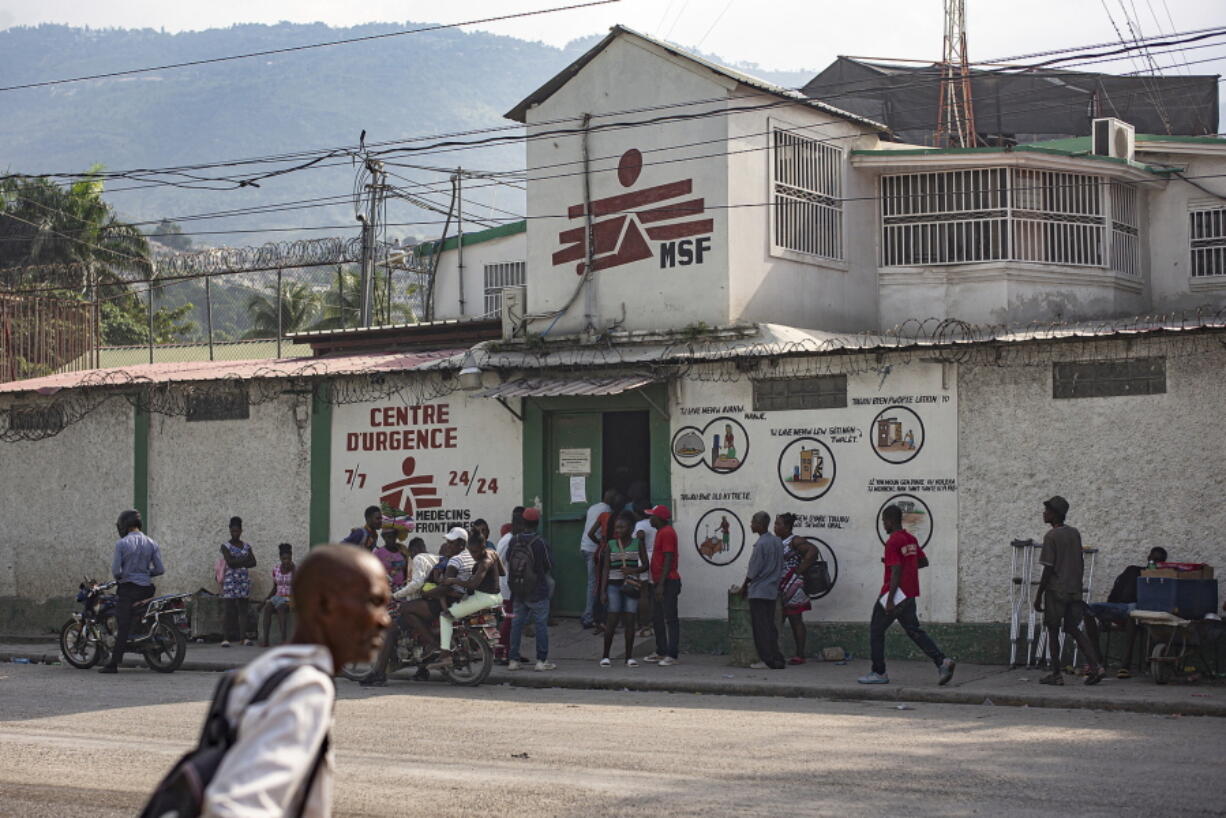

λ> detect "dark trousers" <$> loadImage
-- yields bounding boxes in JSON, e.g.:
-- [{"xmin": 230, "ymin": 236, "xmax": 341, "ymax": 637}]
[
  {"xmin": 749, "ymin": 597, "xmax": 784, "ymax": 668},
  {"xmin": 870, "ymin": 598, "xmax": 945, "ymax": 675},
  {"xmin": 222, "ymin": 597, "xmax": 250, "ymax": 642},
  {"xmin": 653, "ymin": 579, "xmax": 682, "ymax": 658},
  {"xmin": 370, "ymin": 617, "xmax": 403, "ymax": 679},
  {"xmin": 108, "ymin": 582, "xmax": 154, "ymax": 667}
]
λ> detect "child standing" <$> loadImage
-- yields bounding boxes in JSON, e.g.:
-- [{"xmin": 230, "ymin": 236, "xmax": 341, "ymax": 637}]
[{"xmin": 258, "ymin": 543, "xmax": 295, "ymax": 647}]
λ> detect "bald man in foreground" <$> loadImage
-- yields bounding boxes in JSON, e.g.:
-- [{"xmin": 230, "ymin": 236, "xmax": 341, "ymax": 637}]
[{"xmin": 203, "ymin": 545, "xmax": 391, "ymax": 817}]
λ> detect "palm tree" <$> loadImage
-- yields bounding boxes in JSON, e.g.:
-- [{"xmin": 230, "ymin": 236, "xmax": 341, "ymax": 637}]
[
  {"xmin": 310, "ymin": 266, "xmax": 419, "ymax": 331},
  {"xmin": 244, "ymin": 281, "xmax": 322, "ymax": 339}
]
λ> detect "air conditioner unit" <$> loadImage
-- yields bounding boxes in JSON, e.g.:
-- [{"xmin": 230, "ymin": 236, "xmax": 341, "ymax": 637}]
[
  {"xmin": 1092, "ymin": 118, "xmax": 1135, "ymax": 162},
  {"xmin": 501, "ymin": 285, "xmax": 527, "ymax": 341}
]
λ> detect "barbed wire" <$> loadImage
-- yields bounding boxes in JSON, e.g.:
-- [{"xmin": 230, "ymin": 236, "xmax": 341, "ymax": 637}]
[{"xmin": 3, "ymin": 306, "xmax": 1224, "ymax": 442}]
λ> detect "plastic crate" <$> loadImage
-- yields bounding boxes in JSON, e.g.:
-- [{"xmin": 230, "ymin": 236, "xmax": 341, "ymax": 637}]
[{"xmin": 1136, "ymin": 577, "xmax": 1219, "ymax": 619}]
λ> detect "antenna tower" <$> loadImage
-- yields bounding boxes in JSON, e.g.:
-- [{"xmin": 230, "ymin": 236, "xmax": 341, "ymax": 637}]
[{"xmin": 934, "ymin": 0, "xmax": 977, "ymax": 147}]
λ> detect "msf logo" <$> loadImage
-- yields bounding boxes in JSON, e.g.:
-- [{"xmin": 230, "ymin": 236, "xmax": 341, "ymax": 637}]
[{"xmin": 552, "ymin": 148, "xmax": 714, "ymax": 273}]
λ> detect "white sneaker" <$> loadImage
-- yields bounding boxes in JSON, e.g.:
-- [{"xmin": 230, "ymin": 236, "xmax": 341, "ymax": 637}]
[
  {"xmin": 600, "ymin": 657, "xmax": 612, "ymax": 667},
  {"xmin": 658, "ymin": 656, "xmax": 677, "ymax": 667},
  {"xmin": 625, "ymin": 658, "xmax": 639, "ymax": 668},
  {"xmin": 534, "ymin": 660, "xmax": 556, "ymax": 672},
  {"xmin": 749, "ymin": 661, "xmax": 768, "ymax": 669},
  {"xmin": 507, "ymin": 660, "xmax": 522, "ymax": 671},
  {"xmin": 643, "ymin": 653, "xmax": 663, "ymax": 663}
]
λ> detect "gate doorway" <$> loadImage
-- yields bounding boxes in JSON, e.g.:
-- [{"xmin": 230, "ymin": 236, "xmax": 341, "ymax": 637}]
[{"xmin": 522, "ymin": 384, "xmax": 670, "ymax": 616}]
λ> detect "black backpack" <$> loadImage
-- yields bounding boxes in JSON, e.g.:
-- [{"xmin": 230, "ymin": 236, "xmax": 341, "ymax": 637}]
[
  {"xmin": 507, "ymin": 533, "xmax": 541, "ymax": 600},
  {"xmin": 140, "ymin": 664, "xmax": 331, "ymax": 818}
]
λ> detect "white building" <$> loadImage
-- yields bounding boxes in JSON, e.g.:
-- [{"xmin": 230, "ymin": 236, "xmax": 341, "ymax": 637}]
[{"xmin": 1, "ymin": 27, "xmax": 1223, "ymax": 659}]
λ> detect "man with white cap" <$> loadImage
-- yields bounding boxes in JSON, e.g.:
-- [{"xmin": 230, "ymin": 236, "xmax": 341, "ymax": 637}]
[{"xmin": 429, "ymin": 524, "xmax": 503, "ymax": 670}]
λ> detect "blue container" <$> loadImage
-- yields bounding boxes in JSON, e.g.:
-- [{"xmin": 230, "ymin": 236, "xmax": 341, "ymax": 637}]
[{"xmin": 1136, "ymin": 577, "xmax": 1219, "ymax": 619}]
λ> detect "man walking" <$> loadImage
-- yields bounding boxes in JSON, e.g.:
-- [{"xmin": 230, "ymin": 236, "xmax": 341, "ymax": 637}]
[
  {"xmin": 580, "ymin": 491, "xmax": 614, "ymax": 629},
  {"xmin": 859, "ymin": 504, "xmax": 955, "ymax": 686},
  {"xmin": 506, "ymin": 508, "xmax": 556, "ymax": 671},
  {"xmin": 740, "ymin": 511, "xmax": 785, "ymax": 671},
  {"xmin": 642, "ymin": 505, "xmax": 681, "ymax": 666},
  {"xmin": 99, "ymin": 509, "xmax": 164, "ymax": 674},
  {"xmin": 200, "ymin": 545, "xmax": 390, "ymax": 816},
  {"xmin": 1035, "ymin": 496, "xmax": 1106, "ymax": 686}
]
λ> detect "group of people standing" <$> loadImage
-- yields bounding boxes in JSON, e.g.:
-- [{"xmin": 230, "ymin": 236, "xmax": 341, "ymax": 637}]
[
  {"xmin": 214, "ymin": 516, "xmax": 298, "ymax": 648},
  {"xmin": 580, "ymin": 489, "xmax": 681, "ymax": 668}
]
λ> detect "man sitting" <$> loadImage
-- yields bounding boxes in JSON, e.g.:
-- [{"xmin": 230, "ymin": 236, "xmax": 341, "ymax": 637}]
[
  {"xmin": 430, "ymin": 526, "xmax": 503, "ymax": 670},
  {"xmin": 1084, "ymin": 546, "xmax": 1167, "ymax": 678}
]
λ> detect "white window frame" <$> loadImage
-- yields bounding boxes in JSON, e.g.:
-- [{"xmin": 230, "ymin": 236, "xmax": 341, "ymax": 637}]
[
  {"xmin": 768, "ymin": 118, "xmax": 845, "ymax": 266},
  {"xmin": 482, "ymin": 261, "xmax": 525, "ymax": 317},
  {"xmin": 1190, "ymin": 206, "xmax": 1226, "ymax": 278}
]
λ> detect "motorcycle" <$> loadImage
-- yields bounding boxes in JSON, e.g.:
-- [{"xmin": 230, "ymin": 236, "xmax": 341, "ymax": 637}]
[
  {"xmin": 60, "ymin": 579, "xmax": 191, "ymax": 673},
  {"xmin": 341, "ymin": 600, "xmax": 498, "ymax": 687}
]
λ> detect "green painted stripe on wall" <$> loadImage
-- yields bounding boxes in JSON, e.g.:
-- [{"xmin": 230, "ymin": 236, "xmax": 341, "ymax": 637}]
[
  {"xmin": 309, "ymin": 384, "xmax": 332, "ymax": 547},
  {"xmin": 134, "ymin": 399, "xmax": 149, "ymax": 524}
]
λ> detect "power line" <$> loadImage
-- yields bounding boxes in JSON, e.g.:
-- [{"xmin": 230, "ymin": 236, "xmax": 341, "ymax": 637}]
[{"xmin": 0, "ymin": 1, "xmax": 620, "ymax": 93}]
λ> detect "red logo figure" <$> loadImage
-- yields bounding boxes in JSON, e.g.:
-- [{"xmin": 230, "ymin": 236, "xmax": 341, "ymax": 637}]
[
  {"xmin": 552, "ymin": 149, "xmax": 714, "ymax": 274},
  {"xmin": 379, "ymin": 456, "xmax": 443, "ymax": 515}
]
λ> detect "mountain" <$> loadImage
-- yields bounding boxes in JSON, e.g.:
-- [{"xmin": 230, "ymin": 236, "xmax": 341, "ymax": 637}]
[{"xmin": 0, "ymin": 23, "xmax": 819, "ymax": 249}]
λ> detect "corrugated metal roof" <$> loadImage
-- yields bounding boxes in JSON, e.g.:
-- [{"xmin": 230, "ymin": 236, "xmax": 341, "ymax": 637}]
[
  {"xmin": 476, "ymin": 376, "xmax": 656, "ymax": 399},
  {"xmin": 0, "ymin": 349, "xmax": 465, "ymax": 395}
]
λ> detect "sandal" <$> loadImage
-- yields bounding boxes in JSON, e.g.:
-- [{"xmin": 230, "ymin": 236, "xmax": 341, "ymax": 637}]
[
  {"xmin": 1038, "ymin": 671, "xmax": 1064, "ymax": 686},
  {"xmin": 1116, "ymin": 668, "xmax": 1132, "ymax": 679},
  {"xmin": 788, "ymin": 656, "xmax": 806, "ymax": 665},
  {"xmin": 1084, "ymin": 667, "xmax": 1106, "ymax": 686},
  {"xmin": 625, "ymin": 658, "xmax": 639, "ymax": 668}
]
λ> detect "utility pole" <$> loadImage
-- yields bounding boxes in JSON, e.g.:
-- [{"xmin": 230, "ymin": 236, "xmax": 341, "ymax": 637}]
[
  {"xmin": 358, "ymin": 158, "xmax": 385, "ymax": 328},
  {"xmin": 934, "ymin": 0, "xmax": 976, "ymax": 148},
  {"xmin": 455, "ymin": 168, "xmax": 466, "ymax": 317}
]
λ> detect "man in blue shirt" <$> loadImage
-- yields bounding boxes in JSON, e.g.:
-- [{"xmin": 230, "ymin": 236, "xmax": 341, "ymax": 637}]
[
  {"xmin": 100, "ymin": 509, "xmax": 165, "ymax": 674},
  {"xmin": 740, "ymin": 511, "xmax": 786, "ymax": 670}
]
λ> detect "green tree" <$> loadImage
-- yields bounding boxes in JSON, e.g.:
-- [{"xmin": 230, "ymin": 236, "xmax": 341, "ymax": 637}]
[
  {"xmin": 244, "ymin": 281, "xmax": 322, "ymax": 338},
  {"xmin": 311, "ymin": 266, "xmax": 418, "ymax": 331}
]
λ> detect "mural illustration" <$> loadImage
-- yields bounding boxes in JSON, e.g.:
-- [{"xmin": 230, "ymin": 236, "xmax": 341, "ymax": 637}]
[
  {"xmin": 694, "ymin": 508, "xmax": 745, "ymax": 566},
  {"xmin": 777, "ymin": 437, "xmax": 836, "ymax": 501},
  {"xmin": 876, "ymin": 493, "xmax": 933, "ymax": 550},
  {"xmin": 870, "ymin": 406, "xmax": 925, "ymax": 464},
  {"xmin": 671, "ymin": 416, "xmax": 748, "ymax": 474}
]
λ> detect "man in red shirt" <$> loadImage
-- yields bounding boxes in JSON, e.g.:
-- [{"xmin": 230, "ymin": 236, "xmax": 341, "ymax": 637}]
[
  {"xmin": 643, "ymin": 505, "xmax": 681, "ymax": 667},
  {"xmin": 858, "ymin": 504, "xmax": 955, "ymax": 686}
]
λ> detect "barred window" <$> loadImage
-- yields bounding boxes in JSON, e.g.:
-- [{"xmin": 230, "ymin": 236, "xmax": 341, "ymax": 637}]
[
  {"xmin": 753, "ymin": 375, "xmax": 847, "ymax": 411},
  {"xmin": 9, "ymin": 404, "xmax": 64, "ymax": 433},
  {"xmin": 186, "ymin": 387, "xmax": 250, "ymax": 421},
  {"xmin": 1190, "ymin": 207, "xmax": 1226, "ymax": 277},
  {"xmin": 772, "ymin": 127, "xmax": 843, "ymax": 261},
  {"xmin": 880, "ymin": 168, "xmax": 1139, "ymax": 273},
  {"xmin": 483, "ymin": 262, "xmax": 525, "ymax": 316},
  {"xmin": 1052, "ymin": 358, "xmax": 1166, "ymax": 399}
]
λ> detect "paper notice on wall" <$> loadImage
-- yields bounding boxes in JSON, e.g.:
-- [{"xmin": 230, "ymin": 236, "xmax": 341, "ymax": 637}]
[
  {"xmin": 569, "ymin": 475, "xmax": 587, "ymax": 504},
  {"xmin": 559, "ymin": 448, "xmax": 591, "ymax": 474}
]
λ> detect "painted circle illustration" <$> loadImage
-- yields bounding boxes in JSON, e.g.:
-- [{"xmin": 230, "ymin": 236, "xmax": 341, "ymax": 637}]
[
  {"xmin": 617, "ymin": 148, "xmax": 643, "ymax": 187},
  {"xmin": 777, "ymin": 437, "xmax": 836, "ymax": 501},
  {"xmin": 694, "ymin": 508, "xmax": 745, "ymax": 566},
  {"xmin": 876, "ymin": 493, "xmax": 933, "ymax": 550},
  {"xmin": 792, "ymin": 532, "xmax": 840, "ymax": 601},
  {"xmin": 671, "ymin": 416, "xmax": 748, "ymax": 474},
  {"xmin": 870, "ymin": 406, "xmax": 925, "ymax": 465},
  {"xmin": 671, "ymin": 425, "xmax": 706, "ymax": 469}
]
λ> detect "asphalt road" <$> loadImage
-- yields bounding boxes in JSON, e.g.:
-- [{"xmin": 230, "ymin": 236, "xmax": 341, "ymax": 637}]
[{"xmin": 1, "ymin": 663, "xmax": 1223, "ymax": 817}]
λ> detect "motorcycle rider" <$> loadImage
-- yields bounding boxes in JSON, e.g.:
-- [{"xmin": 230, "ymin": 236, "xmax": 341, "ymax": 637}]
[
  {"xmin": 429, "ymin": 526, "xmax": 503, "ymax": 670},
  {"xmin": 99, "ymin": 509, "xmax": 165, "ymax": 674}
]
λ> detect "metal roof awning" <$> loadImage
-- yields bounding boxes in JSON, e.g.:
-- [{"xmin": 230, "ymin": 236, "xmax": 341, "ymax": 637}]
[{"xmin": 476, "ymin": 376, "xmax": 657, "ymax": 399}]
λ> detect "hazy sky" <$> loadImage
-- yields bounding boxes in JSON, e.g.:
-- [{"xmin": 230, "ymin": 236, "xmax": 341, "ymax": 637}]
[{"xmin": 1, "ymin": 0, "xmax": 1223, "ymax": 76}]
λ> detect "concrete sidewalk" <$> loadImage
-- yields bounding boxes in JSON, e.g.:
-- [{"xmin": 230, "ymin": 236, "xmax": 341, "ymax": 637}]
[{"xmin": 5, "ymin": 634, "xmax": 1224, "ymax": 717}]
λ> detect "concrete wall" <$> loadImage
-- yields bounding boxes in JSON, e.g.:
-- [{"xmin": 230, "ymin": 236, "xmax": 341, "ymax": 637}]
[
  {"xmin": 522, "ymin": 35, "xmax": 732, "ymax": 335},
  {"xmin": 147, "ymin": 392, "xmax": 313, "ymax": 600},
  {"xmin": 429, "ymin": 229, "xmax": 526, "ymax": 321},
  {"xmin": 670, "ymin": 361, "xmax": 958, "ymax": 623},
  {"xmin": 1142, "ymin": 148, "xmax": 1226, "ymax": 312},
  {"xmin": 726, "ymin": 106, "xmax": 879, "ymax": 332},
  {"xmin": 956, "ymin": 339, "xmax": 1226, "ymax": 622},
  {"xmin": 0, "ymin": 398, "xmax": 134, "ymax": 630}
]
